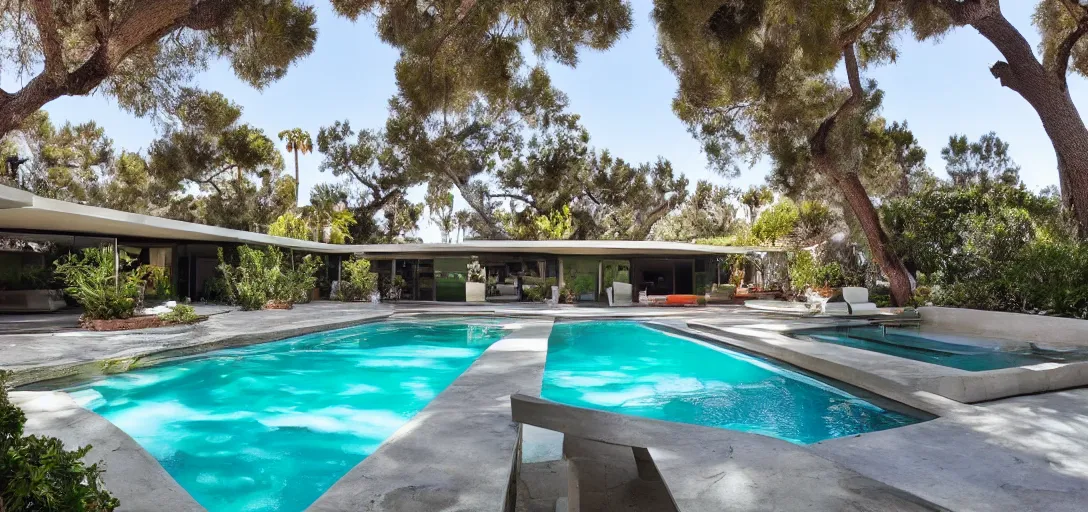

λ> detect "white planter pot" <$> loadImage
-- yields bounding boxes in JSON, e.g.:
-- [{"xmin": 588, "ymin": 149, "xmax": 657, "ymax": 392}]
[{"xmin": 465, "ymin": 282, "xmax": 486, "ymax": 303}]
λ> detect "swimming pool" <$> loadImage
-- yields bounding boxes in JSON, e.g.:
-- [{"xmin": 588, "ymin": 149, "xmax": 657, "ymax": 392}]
[
  {"xmin": 792, "ymin": 325, "xmax": 1088, "ymax": 371},
  {"xmin": 541, "ymin": 321, "xmax": 922, "ymax": 444},
  {"xmin": 65, "ymin": 319, "xmax": 511, "ymax": 512}
]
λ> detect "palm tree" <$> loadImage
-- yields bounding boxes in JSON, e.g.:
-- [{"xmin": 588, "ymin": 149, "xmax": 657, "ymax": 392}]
[{"xmin": 277, "ymin": 128, "xmax": 313, "ymax": 205}]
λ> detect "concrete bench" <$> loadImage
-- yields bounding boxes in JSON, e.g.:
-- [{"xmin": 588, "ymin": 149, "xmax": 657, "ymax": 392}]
[{"xmin": 510, "ymin": 394, "xmax": 937, "ymax": 512}]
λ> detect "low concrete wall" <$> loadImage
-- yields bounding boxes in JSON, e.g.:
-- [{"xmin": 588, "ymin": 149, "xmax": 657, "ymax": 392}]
[
  {"xmin": 10, "ymin": 391, "xmax": 204, "ymax": 512},
  {"xmin": 306, "ymin": 320, "xmax": 553, "ymax": 512},
  {"xmin": 918, "ymin": 307, "xmax": 1088, "ymax": 349}
]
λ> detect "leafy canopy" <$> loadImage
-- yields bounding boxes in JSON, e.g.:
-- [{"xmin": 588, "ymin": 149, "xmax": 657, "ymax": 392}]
[{"xmin": 0, "ymin": 0, "xmax": 317, "ymax": 135}]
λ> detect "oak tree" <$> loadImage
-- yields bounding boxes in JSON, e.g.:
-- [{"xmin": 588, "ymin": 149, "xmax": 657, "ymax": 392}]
[
  {"xmin": 0, "ymin": 0, "xmax": 317, "ymax": 137},
  {"xmin": 654, "ymin": 0, "xmax": 915, "ymax": 305}
]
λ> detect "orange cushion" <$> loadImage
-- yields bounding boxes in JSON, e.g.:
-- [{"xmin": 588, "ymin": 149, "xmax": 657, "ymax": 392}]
[{"xmin": 665, "ymin": 294, "xmax": 699, "ymax": 305}]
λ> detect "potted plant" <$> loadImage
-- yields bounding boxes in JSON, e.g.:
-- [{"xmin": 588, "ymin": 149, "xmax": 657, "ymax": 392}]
[{"xmin": 465, "ymin": 258, "xmax": 486, "ymax": 302}]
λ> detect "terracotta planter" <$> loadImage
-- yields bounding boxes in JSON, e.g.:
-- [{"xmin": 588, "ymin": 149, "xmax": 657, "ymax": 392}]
[{"xmin": 81, "ymin": 314, "xmax": 206, "ymax": 331}]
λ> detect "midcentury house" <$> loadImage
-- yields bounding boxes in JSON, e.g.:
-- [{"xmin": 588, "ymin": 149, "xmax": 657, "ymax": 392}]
[{"xmin": 0, "ymin": 184, "xmax": 784, "ymax": 304}]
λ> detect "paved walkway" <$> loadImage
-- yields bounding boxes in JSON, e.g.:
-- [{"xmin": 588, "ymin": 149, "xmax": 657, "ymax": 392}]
[{"xmin": 812, "ymin": 388, "xmax": 1088, "ymax": 512}]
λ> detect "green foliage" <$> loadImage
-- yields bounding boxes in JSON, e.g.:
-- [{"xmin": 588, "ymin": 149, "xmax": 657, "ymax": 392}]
[
  {"xmin": 751, "ymin": 200, "xmax": 799, "ymax": 246},
  {"xmin": 0, "ymin": 1, "xmax": 316, "ymax": 133},
  {"xmin": 522, "ymin": 277, "xmax": 557, "ymax": 303},
  {"xmin": 136, "ymin": 265, "xmax": 172, "ymax": 300},
  {"xmin": 425, "ymin": 183, "xmax": 457, "ymax": 243},
  {"xmin": 268, "ymin": 211, "xmax": 311, "ymax": 240},
  {"xmin": 941, "ymin": 133, "xmax": 1020, "ymax": 188},
  {"xmin": 202, "ymin": 275, "xmax": 233, "ymax": 304},
  {"xmin": 788, "ymin": 251, "xmax": 847, "ymax": 292},
  {"xmin": 338, "ymin": 257, "xmax": 379, "ymax": 301},
  {"xmin": 158, "ymin": 304, "xmax": 200, "ymax": 324},
  {"xmin": 147, "ymin": 89, "xmax": 293, "ymax": 232},
  {"xmin": 466, "ymin": 258, "xmax": 486, "ymax": 284},
  {"xmin": 331, "ymin": 0, "xmax": 632, "ymax": 117},
  {"xmin": 885, "ymin": 181, "xmax": 1088, "ymax": 317},
  {"xmin": 651, "ymin": 181, "xmax": 738, "ymax": 241},
  {"xmin": 0, "ymin": 265, "xmax": 51, "ymax": 291},
  {"xmin": 883, "ymin": 183, "xmax": 1063, "ymax": 282},
  {"xmin": 739, "ymin": 186, "xmax": 774, "ymax": 223},
  {"xmin": 0, "ymin": 372, "xmax": 119, "ymax": 511},
  {"xmin": 571, "ymin": 275, "xmax": 596, "ymax": 295},
  {"xmin": 53, "ymin": 248, "xmax": 141, "ymax": 320},
  {"xmin": 216, "ymin": 246, "xmax": 321, "ymax": 310}
]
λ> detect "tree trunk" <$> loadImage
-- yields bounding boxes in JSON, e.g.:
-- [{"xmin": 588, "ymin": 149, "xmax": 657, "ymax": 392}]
[
  {"xmin": 971, "ymin": 11, "xmax": 1088, "ymax": 237},
  {"xmin": 829, "ymin": 169, "xmax": 913, "ymax": 306},
  {"xmin": 293, "ymin": 149, "xmax": 300, "ymax": 205}
]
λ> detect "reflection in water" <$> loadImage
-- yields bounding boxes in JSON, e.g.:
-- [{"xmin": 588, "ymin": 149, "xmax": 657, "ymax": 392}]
[
  {"xmin": 542, "ymin": 321, "xmax": 920, "ymax": 444},
  {"xmin": 66, "ymin": 319, "xmax": 510, "ymax": 512}
]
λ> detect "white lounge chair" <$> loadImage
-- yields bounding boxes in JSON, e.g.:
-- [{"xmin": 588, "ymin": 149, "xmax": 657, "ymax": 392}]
[{"xmin": 842, "ymin": 287, "xmax": 878, "ymax": 314}]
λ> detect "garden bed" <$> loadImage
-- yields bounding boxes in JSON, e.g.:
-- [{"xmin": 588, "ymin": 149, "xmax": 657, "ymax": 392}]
[{"xmin": 81, "ymin": 314, "xmax": 207, "ymax": 332}]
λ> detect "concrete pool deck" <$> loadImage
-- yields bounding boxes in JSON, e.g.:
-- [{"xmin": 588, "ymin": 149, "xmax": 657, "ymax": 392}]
[
  {"xmin": 4, "ymin": 303, "xmax": 1088, "ymax": 511},
  {"xmin": 0, "ymin": 302, "xmax": 393, "ymax": 386}
]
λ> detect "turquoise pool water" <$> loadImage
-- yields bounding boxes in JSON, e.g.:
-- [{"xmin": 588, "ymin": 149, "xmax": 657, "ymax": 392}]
[
  {"xmin": 541, "ymin": 321, "xmax": 921, "ymax": 444},
  {"xmin": 65, "ymin": 319, "xmax": 510, "ymax": 512},
  {"xmin": 793, "ymin": 326, "xmax": 1088, "ymax": 371}
]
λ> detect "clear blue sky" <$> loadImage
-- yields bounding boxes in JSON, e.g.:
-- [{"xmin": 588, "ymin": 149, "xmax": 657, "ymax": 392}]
[{"xmin": 22, "ymin": 1, "xmax": 1086, "ymax": 242}]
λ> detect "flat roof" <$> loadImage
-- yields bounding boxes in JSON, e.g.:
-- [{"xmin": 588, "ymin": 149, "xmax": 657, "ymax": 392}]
[{"xmin": 0, "ymin": 184, "xmax": 783, "ymax": 256}]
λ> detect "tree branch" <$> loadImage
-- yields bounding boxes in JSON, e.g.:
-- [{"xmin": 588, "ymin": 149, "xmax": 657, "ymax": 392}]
[
  {"xmin": 0, "ymin": 0, "xmax": 243, "ymax": 137},
  {"xmin": 932, "ymin": 0, "xmax": 992, "ymax": 25},
  {"xmin": 838, "ymin": 0, "xmax": 889, "ymax": 46},
  {"xmin": 488, "ymin": 192, "xmax": 539, "ymax": 211},
  {"xmin": 31, "ymin": 0, "xmax": 65, "ymax": 79},
  {"xmin": 811, "ymin": 45, "xmax": 865, "ymax": 161},
  {"xmin": 93, "ymin": 0, "xmax": 111, "ymax": 44},
  {"xmin": 989, "ymin": 61, "xmax": 1023, "ymax": 91},
  {"xmin": 1053, "ymin": 16, "xmax": 1088, "ymax": 88},
  {"xmin": 429, "ymin": 0, "xmax": 480, "ymax": 58}
]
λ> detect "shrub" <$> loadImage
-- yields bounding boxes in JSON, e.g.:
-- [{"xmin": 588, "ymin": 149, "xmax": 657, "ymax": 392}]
[
  {"xmin": 337, "ymin": 257, "xmax": 378, "ymax": 301},
  {"xmin": 135, "ymin": 265, "xmax": 171, "ymax": 300},
  {"xmin": 285, "ymin": 256, "xmax": 321, "ymax": 304},
  {"xmin": 202, "ymin": 275, "xmax": 233, "ymax": 304},
  {"xmin": 158, "ymin": 304, "xmax": 200, "ymax": 324},
  {"xmin": 53, "ymin": 247, "xmax": 142, "ymax": 320},
  {"xmin": 522, "ymin": 277, "xmax": 556, "ymax": 303},
  {"xmin": 216, "ymin": 246, "xmax": 322, "ymax": 310},
  {"xmin": 571, "ymin": 275, "xmax": 595, "ymax": 296},
  {"xmin": 0, "ymin": 372, "xmax": 119, "ymax": 511},
  {"xmin": 788, "ymin": 251, "xmax": 847, "ymax": 292}
]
